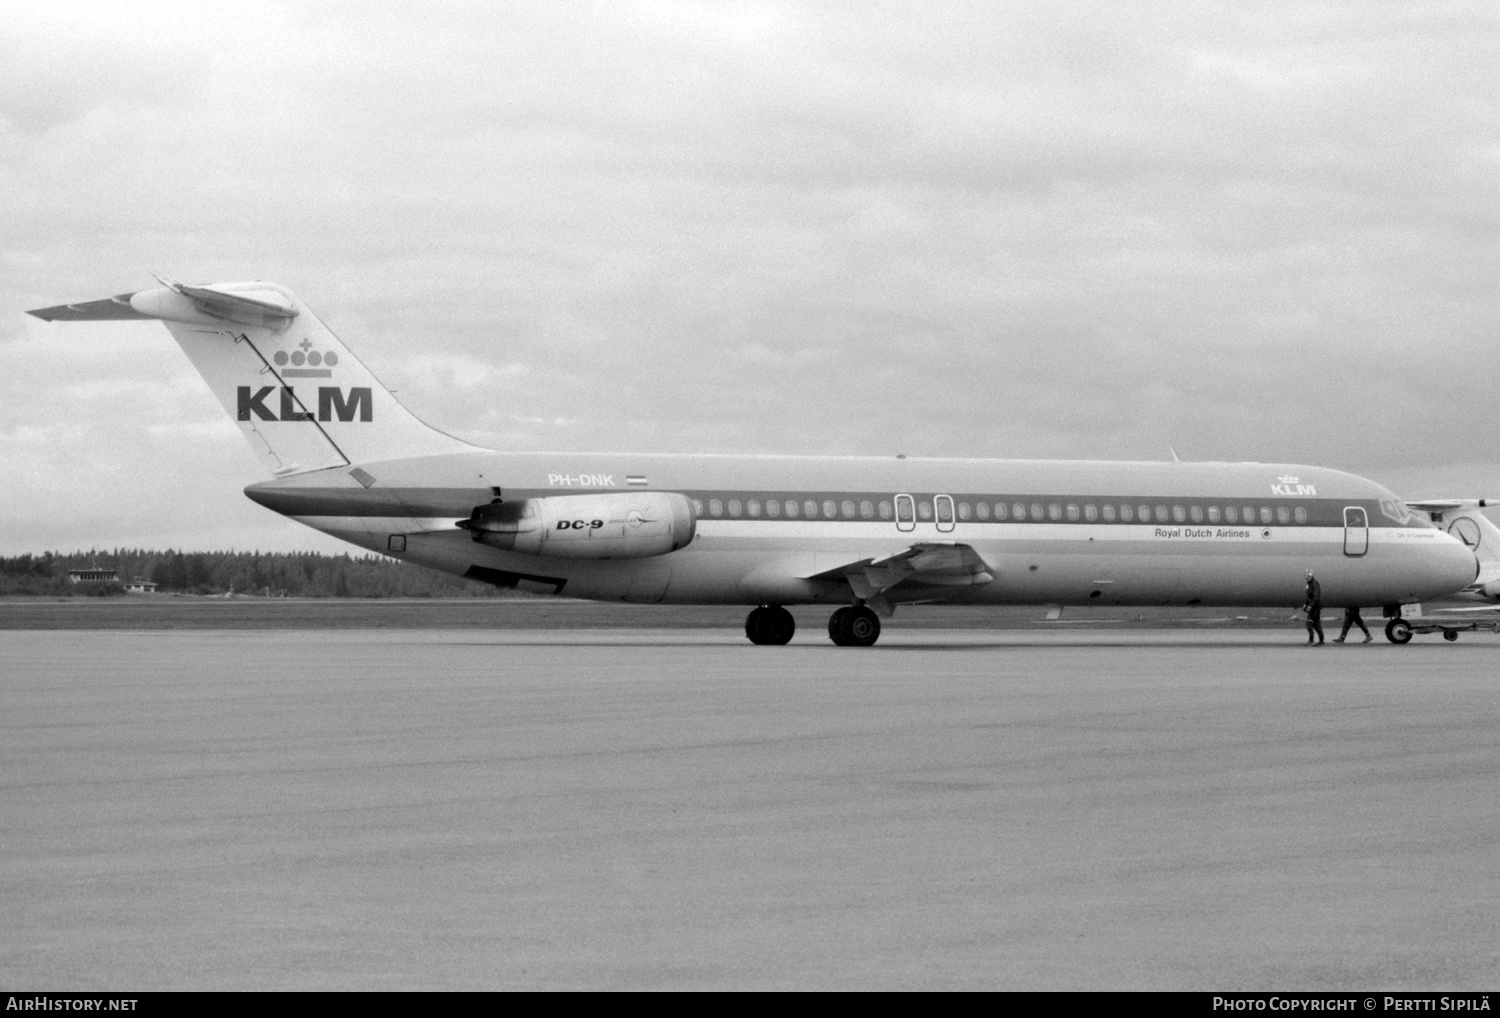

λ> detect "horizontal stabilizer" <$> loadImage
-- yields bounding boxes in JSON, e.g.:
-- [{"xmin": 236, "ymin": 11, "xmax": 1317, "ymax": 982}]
[
  {"xmin": 30, "ymin": 281, "xmax": 298, "ymax": 329},
  {"xmin": 27, "ymin": 294, "xmax": 152, "ymax": 321}
]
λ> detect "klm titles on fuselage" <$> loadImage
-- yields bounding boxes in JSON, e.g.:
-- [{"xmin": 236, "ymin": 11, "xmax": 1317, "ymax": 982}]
[
  {"xmin": 1271, "ymin": 475, "xmax": 1317, "ymax": 496},
  {"xmin": 236, "ymin": 385, "xmax": 373, "ymax": 423}
]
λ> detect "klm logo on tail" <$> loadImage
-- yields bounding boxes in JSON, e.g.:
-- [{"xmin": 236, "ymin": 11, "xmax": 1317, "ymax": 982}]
[{"xmin": 237, "ymin": 386, "xmax": 373, "ymax": 422}]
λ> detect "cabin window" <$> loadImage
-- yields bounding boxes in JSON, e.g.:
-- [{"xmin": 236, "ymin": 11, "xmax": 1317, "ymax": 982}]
[
  {"xmin": 1119, "ymin": 504, "xmax": 1133, "ymax": 522},
  {"xmin": 936, "ymin": 499, "xmax": 954, "ymax": 525},
  {"xmin": 1012, "ymin": 503, "xmax": 1026, "ymax": 520},
  {"xmin": 1047, "ymin": 503, "xmax": 1061, "ymax": 521},
  {"xmin": 804, "ymin": 499, "xmax": 818, "ymax": 518},
  {"xmin": 1084, "ymin": 504, "xmax": 1097, "ymax": 522},
  {"xmin": 1276, "ymin": 507, "xmax": 1290, "ymax": 524},
  {"xmin": 1225, "ymin": 506, "xmax": 1238, "ymax": 523},
  {"xmin": 766, "ymin": 499, "xmax": 780, "ymax": 518},
  {"xmin": 728, "ymin": 499, "xmax": 742, "ymax": 517},
  {"xmin": 1260, "ymin": 506, "xmax": 1274, "ymax": 524},
  {"xmin": 1190, "ymin": 505, "xmax": 1203, "ymax": 523},
  {"xmin": 992, "ymin": 502, "xmax": 1006, "ymax": 520},
  {"xmin": 823, "ymin": 500, "xmax": 837, "ymax": 518},
  {"xmin": 1138, "ymin": 504, "xmax": 1151, "ymax": 522},
  {"xmin": 957, "ymin": 502, "xmax": 971, "ymax": 520},
  {"xmin": 878, "ymin": 500, "xmax": 893, "ymax": 520},
  {"xmin": 1294, "ymin": 507, "xmax": 1307, "ymax": 524},
  {"xmin": 747, "ymin": 500, "xmax": 761, "ymax": 518},
  {"xmin": 691, "ymin": 499, "xmax": 704, "ymax": 515},
  {"xmin": 1207, "ymin": 506, "xmax": 1220, "ymax": 523},
  {"xmin": 1171, "ymin": 505, "xmax": 1184, "ymax": 523},
  {"xmin": 860, "ymin": 500, "xmax": 874, "ymax": 519},
  {"xmin": 1031, "ymin": 503, "xmax": 1044, "ymax": 521},
  {"xmin": 976, "ymin": 502, "xmax": 990, "ymax": 520},
  {"xmin": 896, "ymin": 498, "xmax": 914, "ymax": 524},
  {"xmin": 840, "ymin": 500, "xmax": 854, "ymax": 518},
  {"xmin": 1155, "ymin": 505, "xmax": 1169, "ymax": 523},
  {"xmin": 709, "ymin": 499, "xmax": 723, "ymax": 516},
  {"xmin": 1066, "ymin": 504, "xmax": 1080, "ymax": 521},
  {"xmin": 918, "ymin": 501, "xmax": 934, "ymax": 520},
  {"xmin": 785, "ymin": 500, "xmax": 799, "ymax": 518},
  {"xmin": 1102, "ymin": 504, "xmax": 1115, "ymax": 522},
  {"xmin": 1242, "ymin": 505, "xmax": 1255, "ymax": 524}
]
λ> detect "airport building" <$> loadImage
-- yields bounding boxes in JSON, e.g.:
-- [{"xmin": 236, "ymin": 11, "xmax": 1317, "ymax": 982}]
[{"xmin": 67, "ymin": 567, "xmax": 118, "ymax": 583}]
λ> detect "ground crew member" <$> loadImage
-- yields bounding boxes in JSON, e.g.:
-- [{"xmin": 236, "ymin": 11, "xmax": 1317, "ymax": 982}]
[
  {"xmin": 1303, "ymin": 570, "xmax": 1324, "ymax": 645},
  {"xmin": 1334, "ymin": 605, "xmax": 1372, "ymax": 643}
]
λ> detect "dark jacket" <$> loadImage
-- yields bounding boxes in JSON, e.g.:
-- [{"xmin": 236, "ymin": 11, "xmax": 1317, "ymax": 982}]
[{"xmin": 1304, "ymin": 578, "xmax": 1322, "ymax": 615}]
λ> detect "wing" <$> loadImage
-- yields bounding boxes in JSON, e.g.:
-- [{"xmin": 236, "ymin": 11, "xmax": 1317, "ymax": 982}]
[{"xmin": 804, "ymin": 542, "xmax": 995, "ymax": 604}]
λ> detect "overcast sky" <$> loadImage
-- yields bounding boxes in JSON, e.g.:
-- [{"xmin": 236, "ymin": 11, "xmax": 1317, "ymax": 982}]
[{"xmin": 5, "ymin": 1, "xmax": 1500, "ymax": 554}]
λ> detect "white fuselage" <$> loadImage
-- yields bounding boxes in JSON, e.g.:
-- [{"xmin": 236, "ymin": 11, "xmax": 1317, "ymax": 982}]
[{"xmin": 246, "ymin": 451, "xmax": 1478, "ymax": 610}]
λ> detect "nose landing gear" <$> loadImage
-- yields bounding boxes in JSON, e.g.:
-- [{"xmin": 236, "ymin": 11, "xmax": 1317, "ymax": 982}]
[
  {"xmin": 744, "ymin": 605, "xmax": 795, "ymax": 645},
  {"xmin": 828, "ymin": 605, "xmax": 881, "ymax": 647}
]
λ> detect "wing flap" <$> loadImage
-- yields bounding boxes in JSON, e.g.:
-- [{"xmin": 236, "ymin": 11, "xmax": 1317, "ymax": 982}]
[{"xmin": 805, "ymin": 542, "xmax": 995, "ymax": 601}]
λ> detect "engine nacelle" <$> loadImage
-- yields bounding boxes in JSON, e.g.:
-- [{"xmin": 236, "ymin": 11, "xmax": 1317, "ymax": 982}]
[{"xmin": 460, "ymin": 491, "xmax": 696, "ymax": 559}]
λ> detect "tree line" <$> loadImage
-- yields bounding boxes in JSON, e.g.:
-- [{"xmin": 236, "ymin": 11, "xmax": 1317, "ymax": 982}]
[{"xmin": 0, "ymin": 549, "xmax": 508, "ymax": 598}]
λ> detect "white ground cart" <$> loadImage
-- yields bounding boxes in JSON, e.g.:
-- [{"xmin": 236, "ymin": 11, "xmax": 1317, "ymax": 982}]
[{"xmin": 1383, "ymin": 603, "xmax": 1500, "ymax": 643}]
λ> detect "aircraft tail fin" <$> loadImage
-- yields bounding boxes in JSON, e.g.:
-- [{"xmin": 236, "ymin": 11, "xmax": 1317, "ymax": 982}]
[
  {"xmin": 29, "ymin": 281, "xmax": 476, "ymax": 476},
  {"xmin": 1407, "ymin": 499, "xmax": 1500, "ymax": 600}
]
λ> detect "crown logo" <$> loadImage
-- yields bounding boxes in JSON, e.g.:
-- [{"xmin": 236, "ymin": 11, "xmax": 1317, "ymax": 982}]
[
  {"xmin": 274, "ymin": 338, "xmax": 339, "ymax": 377},
  {"xmin": 1277, "ymin": 475, "xmax": 1299, "ymax": 484}
]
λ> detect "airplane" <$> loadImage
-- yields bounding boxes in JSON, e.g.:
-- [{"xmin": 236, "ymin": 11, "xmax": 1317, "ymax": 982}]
[
  {"xmin": 1372, "ymin": 499, "xmax": 1500, "ymax": 643},
  {"xmin": 27, "ymin": 279, "xmax": 1479, "ymax": 646},
  {"xmin": 1405, "ymin": 499, "xmax": 1500, "ymax": 603}
]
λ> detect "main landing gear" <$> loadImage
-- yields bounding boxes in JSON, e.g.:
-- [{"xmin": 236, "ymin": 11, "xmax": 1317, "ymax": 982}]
[
  {"xmin": 745, "ymin": 605, "xmax": 795, "ymax": 645},
  {"xmin": 828, "ymin": 605, "xmax": 881, "ymax": 647},
  {"xmin": 742, "ymin": 604, "xmax": 884, "ymax": 646}
]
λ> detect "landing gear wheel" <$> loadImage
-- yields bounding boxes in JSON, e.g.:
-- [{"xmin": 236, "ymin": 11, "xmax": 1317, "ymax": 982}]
[
  {"xmin": 828, "ymin": 607, "xmax": 852, "ymax": 645},
  {"xmin": 1386, "ymin": 619, "xmax": 1413, "ymax": 645},
  {"xmin": 1443, "ymin": 629, "xmax": 1459, "ymax": 642},
  {"xmin": 844, "ymin": 605, "xmax": 881, "ymax": 647},
  {"xmin": 829, "ymin": 605, "xmax": 881, "ymax": 647},
  {"xmin": 745, "ymin": 605, "xmax": 795, "ymax": 645}
]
